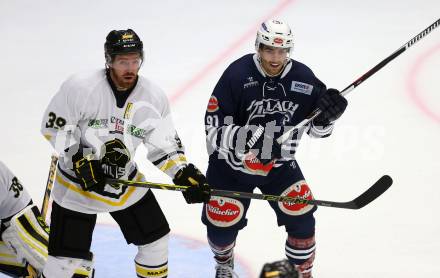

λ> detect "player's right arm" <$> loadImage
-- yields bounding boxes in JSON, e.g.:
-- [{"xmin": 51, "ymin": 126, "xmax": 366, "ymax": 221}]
[
  {"xmin": 205, "ymin": 67, "xmax": 243, "ymax": 158},
  {"xmin": 40, "ymin": 78, "xmax": 83, "ymax": 156},
  {"xmin": 40, "ymin": 77, "xmax": 106, "ymax": 191}
]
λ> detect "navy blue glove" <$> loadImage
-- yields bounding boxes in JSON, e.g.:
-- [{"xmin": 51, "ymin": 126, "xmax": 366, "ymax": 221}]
[{"xmin": 314, "ymin": 88, "xmax": 348, "ymax": 126}]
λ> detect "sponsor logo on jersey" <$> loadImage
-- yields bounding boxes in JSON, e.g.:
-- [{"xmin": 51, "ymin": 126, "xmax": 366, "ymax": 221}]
[
  {"xmin": 244, "ymin": 76, "xmax": 259, "ymax": 89},
  {"xmin": 291, "ymin": 81, "xmax": 313, "ymax": 95},
  {"xmin": 127, "ymin": 124, "xmax": 146, "ymax": 139},
  {"xmin": 206, "ymin": 197, "xmax": 244, "ymax": 227},
  {"xmin": 242, "ymin": 152, "xmax": 274, "ymax": 176},
  {"xmin": 278, "ymin": 180, "xmax": 314, "ymax": 216},
  {"xmin": 274, "ymin": 37, "xmax": 284, "ymax": 44},
  {"xmin": 207, "ymin": 96, "xmax": 219, "ymax": 113},
  {"xmin": 111, "ymin": 117, "xmax": 125, "ymax": 134},
  {"xmin": 88, "ymin": 119, "xmax": 109, "ymax": 129}
]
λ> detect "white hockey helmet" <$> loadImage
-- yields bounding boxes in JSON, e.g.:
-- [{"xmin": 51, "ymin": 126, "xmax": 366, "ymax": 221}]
[{"xmin": 255, "ymin": 19, "xmax": 294, "ymax": 51}]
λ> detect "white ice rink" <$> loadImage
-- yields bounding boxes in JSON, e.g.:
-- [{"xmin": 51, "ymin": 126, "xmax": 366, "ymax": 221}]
[{"xmin": 1, "ymin": 0, "xmax": 439, "ymax": 277}]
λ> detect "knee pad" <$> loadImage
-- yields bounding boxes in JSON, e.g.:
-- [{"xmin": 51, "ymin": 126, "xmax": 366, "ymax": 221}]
[
  {"xmin": 135, "ymin": 233, "xmax": 168, "ymax": 278},
  {"xmin": 1, "ymin": 205, "xmax": 49, "ymax": 272}
]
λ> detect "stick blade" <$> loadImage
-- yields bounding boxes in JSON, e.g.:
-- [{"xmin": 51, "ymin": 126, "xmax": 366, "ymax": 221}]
[{"xmin": 351, "ymin": 175, "xmax": 393, "ymax": 209}]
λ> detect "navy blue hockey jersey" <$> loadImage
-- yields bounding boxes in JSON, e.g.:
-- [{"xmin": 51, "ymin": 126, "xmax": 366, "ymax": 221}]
[{"xmin": 205, "ymin": 54, "xmax": 334, "ymax": 182}]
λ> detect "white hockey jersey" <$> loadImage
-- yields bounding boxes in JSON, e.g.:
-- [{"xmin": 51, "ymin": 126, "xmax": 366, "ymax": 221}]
[
  {"xmin": 41, "ymin": 70, "xmax": 187, "ymax": 214},
  {"xmin": 0, "ymin": 161, "xmax": 32, "ymax": 220}
]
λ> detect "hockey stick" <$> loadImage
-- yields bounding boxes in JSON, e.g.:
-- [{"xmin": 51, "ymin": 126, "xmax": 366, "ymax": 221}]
[
  {"xmin": 107, "ymin": 175, "xmax": 392, "ymax": 209},
  {"xmin": 41, "ymin": 154, "xmax": 58, "ymax": 220},
  {"xmin": 277, "ymin": 18, "xmax": 440, "ymax": 144}
]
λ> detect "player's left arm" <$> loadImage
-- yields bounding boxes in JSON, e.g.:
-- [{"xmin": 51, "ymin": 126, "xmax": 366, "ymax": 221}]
[
  {"xmin": 306, "ymin": 78, "xmax": 347, "ymax": 138},
  {"xmin": 142, "ymin": 92, "xmax": 210, "ymax": 204}
]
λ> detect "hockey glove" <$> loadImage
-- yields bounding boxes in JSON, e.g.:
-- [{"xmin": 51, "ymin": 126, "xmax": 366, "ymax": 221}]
[
  {"xmin": 259, "ymin": 259, "xmax": 300, "ymax": 278},
  {"xmin": 245, "ymin": 123, "xmax": 282, "ymax": 165},
  {"xmin": 173, "ymin": 164, "xmax": 211, "ymax": 204},
  {"xmin": 72, "ymin": 151, "xmax": 105, "ymax": 191},
  {"xmin": 313, "ymin": 88, "xmax": 348, "ymax": 126}
]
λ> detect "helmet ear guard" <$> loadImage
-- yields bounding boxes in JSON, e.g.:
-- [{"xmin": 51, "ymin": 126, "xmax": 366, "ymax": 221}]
[
  {"xmin": 255, "ymin": 19, "xmax": 294, "ymax": 52},
  {"xmin": 104, "ymin": 29, "xmax": 144, "ymax": 66}
]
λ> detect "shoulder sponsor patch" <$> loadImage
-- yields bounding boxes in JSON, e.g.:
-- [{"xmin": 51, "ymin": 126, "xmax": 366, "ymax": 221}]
[
  {"xmin": 290, "ymin": 81, "xmax": 313, "ymax": 95},
  {"xmin": 207, "ymin": 95, "xmax": 219, "ymax": 113}
]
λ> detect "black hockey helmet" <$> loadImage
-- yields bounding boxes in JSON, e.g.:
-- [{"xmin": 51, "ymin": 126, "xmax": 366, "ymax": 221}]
[{"xmin": 104, "ymin": 29, "xmax": 143, "ymax": 64}]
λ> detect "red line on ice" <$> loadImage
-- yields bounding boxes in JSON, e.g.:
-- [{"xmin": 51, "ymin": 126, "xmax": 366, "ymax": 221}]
[
  {"xmin": 406, "ymin": 42, "xmax": 440, "ymax": 124},
  {"xmin": 169, "ymin": 0, "xmax": 296, "ymax": 104}
]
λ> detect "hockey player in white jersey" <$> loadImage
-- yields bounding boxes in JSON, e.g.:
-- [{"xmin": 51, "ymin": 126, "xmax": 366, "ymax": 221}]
[
  {"xmin": 0, "ymin": 160, "xmax": 94, "ymax": 278},
  {"xmin": 0, "ymin": 160, "xmax": 38, "ymax": 277},
  {"xmin": 40, "ymin": 29, "xmax": 210, "ymax": 278}
]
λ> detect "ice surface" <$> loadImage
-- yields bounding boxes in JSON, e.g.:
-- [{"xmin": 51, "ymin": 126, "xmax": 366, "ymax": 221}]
[{"xmin": 1, "ymin": 0, "xmax": 439, "ymax": 277}]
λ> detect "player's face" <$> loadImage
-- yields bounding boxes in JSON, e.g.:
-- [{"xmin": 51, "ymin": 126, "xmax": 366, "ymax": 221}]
[
  {"xmin": 109, "ymin": 53, "xmax": 142, "ymax": 89},
  {"xmin": 258, "ymin": 45, "xmax": 289, "ymax": 76}
]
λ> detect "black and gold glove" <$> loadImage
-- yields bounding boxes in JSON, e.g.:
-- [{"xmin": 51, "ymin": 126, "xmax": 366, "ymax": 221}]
[
  {"xmin": 173, "ymin": 164, "xmax": 211, "ymax": 204},
  {"xmin": 72, "ymin": 151, "xmax": 105, "ymax": 191}
]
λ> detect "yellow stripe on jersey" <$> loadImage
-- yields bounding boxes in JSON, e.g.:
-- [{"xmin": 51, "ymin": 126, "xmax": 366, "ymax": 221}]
[
  {"xmin": 124, "ymin": 102, "xmax": 133, "ymax": 119},
  {"xmin": 0, "ymin": 252, "xmax": 16, "ymax": 259},
  {"xmin": 56, "ymin": 174, "xmax": 139, "ymax": 207},
  {"xmin": 43, "ymin": 134, "xmax": 52, "ymax": 141},
  {"xmin": 135, "ymin": 263, "xmax": 168, "ymax": 278},
  {"xmin": 159, "ymin": 155, "xmax": 187, "ymax": 172},
  {"xmin": 0, "ymin": 260, "xmax": 24, "ymax": 267}
]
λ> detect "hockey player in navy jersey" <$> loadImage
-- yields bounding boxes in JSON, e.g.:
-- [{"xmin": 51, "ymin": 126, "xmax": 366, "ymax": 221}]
[
  {"xmin": 40, "ymin": 29, "xmax": 210, "ymax": 278},
  {"xmin": 202, "ymin": 20, "xmax": 347, "ymax": 277}
]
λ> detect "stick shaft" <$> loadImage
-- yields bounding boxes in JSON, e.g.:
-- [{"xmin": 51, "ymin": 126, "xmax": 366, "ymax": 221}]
[
  {"xmin": 107, "ymin": 175, "xmax": 392, "ymax": 210},
  {"xmin": 41, "ymin": 155, "xmax": 58, "ymax": 219},
  {"xmin": 277, "ymin": 18, "xmax": 440, "ymax": 144}
]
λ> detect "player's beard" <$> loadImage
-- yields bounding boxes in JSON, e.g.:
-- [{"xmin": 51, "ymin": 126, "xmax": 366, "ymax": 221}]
[{"xmin": 111, "ymin": 69, "xmax": 137, "ymax": 90}]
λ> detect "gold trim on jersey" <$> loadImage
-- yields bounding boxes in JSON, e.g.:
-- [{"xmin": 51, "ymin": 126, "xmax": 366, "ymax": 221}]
[
  {"xmin": 0, "ymin": 260, "xmax": 23, "ymax": 267},
  {"xmin": 56, "ymin": 174, "xmax": 140, "ymax": 207},
  {"xmin": 43, "ymin": 134, "xmax": 52, "ymax": 141},
  {"xmin": 124, "ymin": 102, "xmax": 133, "ymax": 119},
  {"xmin": 159, "ymin": 155, "xmax": 187, "ymax": 172}
]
